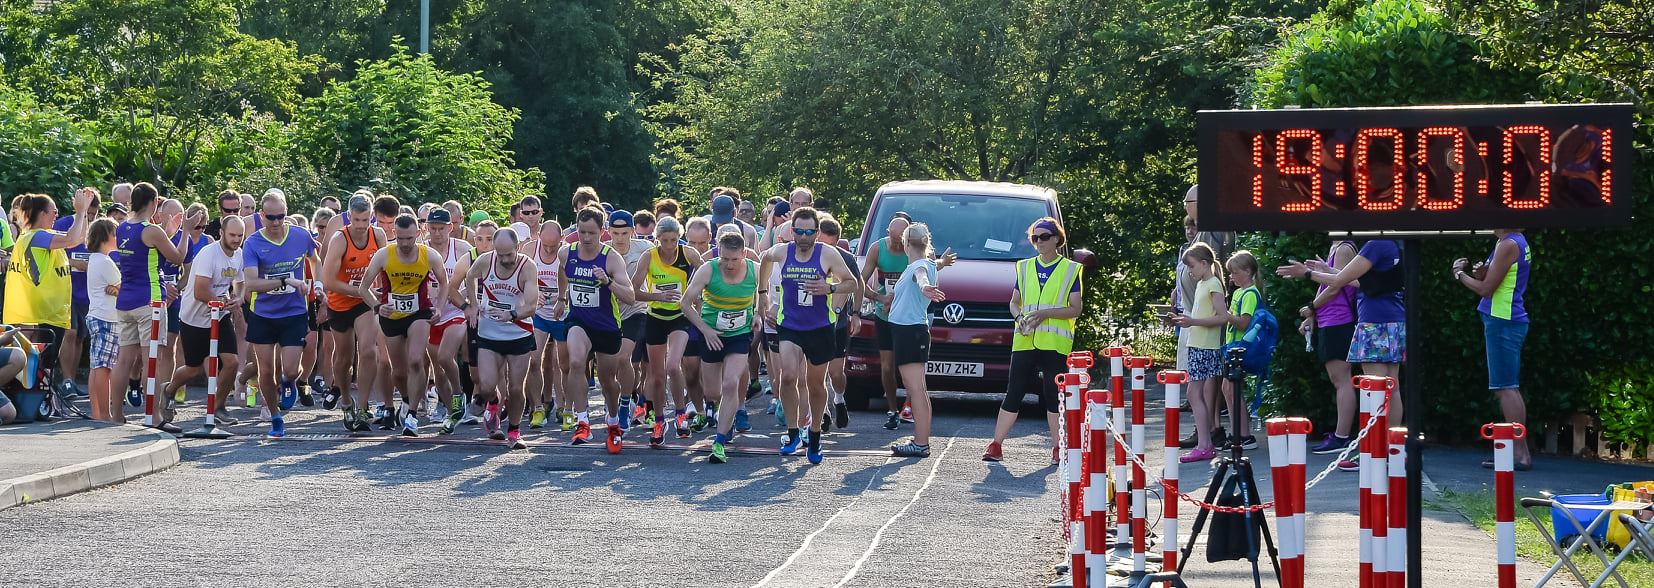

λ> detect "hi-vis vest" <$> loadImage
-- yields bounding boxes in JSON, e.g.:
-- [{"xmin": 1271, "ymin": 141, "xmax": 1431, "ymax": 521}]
[{"xmin": 1012, "ymin": 256, "xmax": 1080, "ymax": 354}]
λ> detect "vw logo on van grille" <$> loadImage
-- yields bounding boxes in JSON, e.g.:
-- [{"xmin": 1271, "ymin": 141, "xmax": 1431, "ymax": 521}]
[{"xmin": 941, "ymin": 303, "xmax": 966, "ymax": 325}]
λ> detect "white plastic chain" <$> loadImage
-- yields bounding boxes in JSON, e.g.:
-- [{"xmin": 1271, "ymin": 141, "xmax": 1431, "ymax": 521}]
[{"xmin": 1092, "ymin": 392, "xmax": 1392, "ymax": 513}]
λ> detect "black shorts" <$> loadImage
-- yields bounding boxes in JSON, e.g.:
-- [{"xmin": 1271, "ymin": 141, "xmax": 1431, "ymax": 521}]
[
  {"xmin": 888, "ymin": 323, "xmax": 930, "ymax": 366},
  {"xmin": 778, "ymin": 325, "xmax": 837, "ymax": 366},
  {"xmin": 180, "ymin": 322, "xmax": 239, "ymax": 368},
  {"xmin": 245, "ymin": 312, "xmax": 308, "ymax": 347},
  {"xmin": 762, "ymin": 329, "xmax": 780, "ymax": 354},
  {"xmin": 477, "ymin": 335, "xmax": 536, "ymax": 357},
  {"xmin": 700, "ymin": 334, "xmax": 753, "ymax": 364},
  {"xmin": 1316, "ymin": 322, "xmax": 1356, "ymax": 364},
  {"xmin": 568, "ymin": 319, "xmax": 623, "ymax": 356},
  {"xmin": 326, "ymin": 303, "xmax": 372, "ymax": 332},
  {"xmin": 621, "ymin": 314, "xmax": 647, "ymax": 342},
  {"xmin": 834, "ymin": 323, "xmax": 852, "ymax": 359},
  {"xmin": 379, "ymin": 309, "xmax": 434, "ymax": 339},
  {"xmin": 685, "ymin": 330, "xmax": 706, "ymax": 358},
  {"xmin": 1002, "ymin": 349, "xmax": 1065, "ymax": 413},
  {"xmin": 875, "ymin": 317, "xmax": 895, "ymax": 351},
  {"xmin": 467, "ymin": 326, "xmax": 481, "ymax": 364},
  {"xmin": 645, "ymin": 315, "xmax": 691, "ymax": 346},
  {"xmin": 70, "ymin": 301, "xmax": 88, "ymax": 333}
]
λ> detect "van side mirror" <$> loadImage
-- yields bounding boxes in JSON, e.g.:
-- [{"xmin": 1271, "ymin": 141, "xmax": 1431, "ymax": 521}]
[{"xmin": 1073, "ymin": 248, "xmax": 1099, "ymax": 270}]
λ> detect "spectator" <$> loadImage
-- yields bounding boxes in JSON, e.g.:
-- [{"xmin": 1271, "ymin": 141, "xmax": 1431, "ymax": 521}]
[
  {"xmin": 1222, "ymin": 250, "xmax": 1263, "ymax": 448},
  {"xmin": 1276, "ymin": 238, "xmax": 1359, "ymax": 455},
  {"xmin": 887, "ymin": 222, "xmax": 946, "ymax": 458},
  {"xmin": 1454, "ymin": 230, "xmax": 1532, "ymax": 470},
  {"xmin": 1171, "ymin": 242, "xmax": 1227, "ymax": 463},
  {"xmin": 83, "ymin": 218, "xmax": 122, "ymax": 422},
  {"xmin": 4, "ymin": 189, "xmax": 97, "ymax": 376},
  {"xmin": 0, "ymin": 325, "xmax": 32, "ymax": 424}
]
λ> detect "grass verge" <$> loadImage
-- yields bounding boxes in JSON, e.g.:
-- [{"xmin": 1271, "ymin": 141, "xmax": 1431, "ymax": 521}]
[{"xmin": 1431, "ymin": 489, "xmax": 1653, "ymax": 586}]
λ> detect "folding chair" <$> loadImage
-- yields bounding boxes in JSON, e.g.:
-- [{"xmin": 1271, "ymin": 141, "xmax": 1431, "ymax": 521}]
[
  {"xmin": 1520, "ymin": 495, "xmax": 1652, "ymax": 588},
  {"xmin": 1610, "ymin": 513, "xmax": 1654, "ymax": 571}
]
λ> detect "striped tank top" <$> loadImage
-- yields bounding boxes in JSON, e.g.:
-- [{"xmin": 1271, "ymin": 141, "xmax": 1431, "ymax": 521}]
[{"xmin": 478, "ymin": 254, "xmax": 533, "ymax": 341}]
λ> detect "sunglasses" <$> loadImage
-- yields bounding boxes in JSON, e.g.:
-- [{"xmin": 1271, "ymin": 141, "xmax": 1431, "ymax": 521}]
[
  {"xmin": 1030, "ymin": 232, "xmax": 1056, "ymax": 243},
  {"xmin": 793, "ymin": 227, "xmax": 818, "ymax": 236},
  {"xmin": 221, "ymin": 207, "xmax": 240, "ymax": 214},
  {"xmin": 265, "ymin": 213, "xmax": 286, "ymax": 223},
  {"xmin": 521, "ymin": 209, "xmax": 542, "ymax": 216}
]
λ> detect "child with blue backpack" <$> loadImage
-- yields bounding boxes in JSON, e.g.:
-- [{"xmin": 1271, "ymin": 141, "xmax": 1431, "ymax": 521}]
[{"xmin": 1222, "ymin": 251, "xmax": 1269, "ymax": 450}]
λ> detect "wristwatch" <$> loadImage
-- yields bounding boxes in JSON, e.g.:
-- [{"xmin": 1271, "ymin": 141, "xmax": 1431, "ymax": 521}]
[{"xmin": 1302, "ymin": 267, "xmax": 1312, "ymax": 279}]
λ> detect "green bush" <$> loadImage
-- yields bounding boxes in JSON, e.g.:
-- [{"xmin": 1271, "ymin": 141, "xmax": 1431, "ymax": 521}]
[
  {"xmin": 0, "ymin": 86, "xmax": 97, "ymax": 200},
  {"xmin": 1587, "ymin": 362, "xmax": 1654, "ymax": 459}
]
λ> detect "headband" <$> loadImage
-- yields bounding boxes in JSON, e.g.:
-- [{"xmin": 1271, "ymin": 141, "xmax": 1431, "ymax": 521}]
[{"xmin": 1032, "ymin": 219, "xmax": 1060, "ymax": 235}]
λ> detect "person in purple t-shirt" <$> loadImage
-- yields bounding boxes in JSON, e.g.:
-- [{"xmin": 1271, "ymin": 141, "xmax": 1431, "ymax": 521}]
[
  {"xmin": 53, "ymin": 213, "xmax": 91, "ymax": 398},
  {"xmin": 1296, "ymin": 240, "xmax": 1406, "ymax": 462},
  {"xmin": 1277, "ymin": 238, "xmax": 1361, "ymax": 455},
  {"xmin": 240, "ymin": 190, "xmax": 319, "ymax": 438}
]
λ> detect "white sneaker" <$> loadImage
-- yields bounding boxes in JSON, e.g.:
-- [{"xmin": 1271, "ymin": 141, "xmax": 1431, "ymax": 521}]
[
  {"xmin": 401, "ymin": 412, "xmax": 420, "ymax": 437},
  {"xmin": 459, "ymin": 403, "xmax": 480, "ymax": 425}
]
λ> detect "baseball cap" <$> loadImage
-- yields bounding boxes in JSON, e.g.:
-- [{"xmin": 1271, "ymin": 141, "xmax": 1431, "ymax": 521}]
[
  {"xmin": 608, "ymin": 209, "xmax": 635, "ymax": 229},
  {"xmin": 601, "ymin": 202, "xmax": 615, "ymax": 214},
  {"xmin": 772, "ymin": 201, "xmax": 791, "ymax": 218},
  {"xmin": 711, "ymin": 195, "xmax": 736, "ymax": 225},
  {"xmin": 105, "ymin": 202, "xmax": 128, "ymax": 216},
  {"xmin": 467, "ymin": 210, "xmax": 491, "ymax": 224},
  {"xmin": 509, "ymin": 221, "xmax": 531, "ymax": 241},
  {"xmin": 426, "ymin": 209, "xmax": 452, "ymax": 224}
]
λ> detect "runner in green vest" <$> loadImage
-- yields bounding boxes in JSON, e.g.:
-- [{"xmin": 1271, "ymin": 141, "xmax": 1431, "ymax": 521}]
[
  {"xmin": 683, "ymin": 228, "xmax": 760, "ymax": 463},
  {"xmin": 983, "ymin": 217, "xmax": 1083, "ymax": 463}
]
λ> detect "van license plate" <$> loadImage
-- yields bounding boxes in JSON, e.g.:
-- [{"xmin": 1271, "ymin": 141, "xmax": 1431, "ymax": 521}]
[{"xmin": 926, "ymin": 362, "xmax": 984, "ymax": 377}]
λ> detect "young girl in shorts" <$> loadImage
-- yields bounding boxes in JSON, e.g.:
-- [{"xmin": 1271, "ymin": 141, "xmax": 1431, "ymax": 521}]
[
  {"xmin": 83, "ymin": 219, "xmax": 122, "ymax": 423},
  {"xmin": 1172, "ymin": 242, "xmax": 1228, "ymax": 463}
]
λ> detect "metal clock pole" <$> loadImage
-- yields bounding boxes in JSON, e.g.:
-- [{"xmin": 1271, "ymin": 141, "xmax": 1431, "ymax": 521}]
[{"xmin": 1403, "ymin": 239, "xmax": 1423, "ymax": 588}]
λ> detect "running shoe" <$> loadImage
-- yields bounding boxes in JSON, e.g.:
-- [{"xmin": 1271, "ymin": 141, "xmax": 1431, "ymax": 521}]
[
  {"xmin": 212, "ymin": 411, "xmax": 239, "ymax": 426},
  {"xmin": 774, "ymin": 403, "xmax": 787, "ymax": 428},
  {"xmin": 883, "ymin": 411, "xmax": 900, "ymax": 431},
  {"xmin": 401, "ymin": 412, "xmax": 420, "ymax": 437},
  {"xmin": 891, "ymin": 441, "xmax": 931, "ymax": 458},
  {"xmin": 377, "ymin": 406, "xmax": 396, "ymax": 431},
  {"xmin": 766, "ymin": 398, "xmax": 778, "ymax": 415},
  {"xmin": 1179, "ymin": 446, "xmax": 1217, "ymax": 464},
  {"xmin": 173, "ymin": 384, "xmax": 186, "ymax": 405},
  {"xmin": 561, "ymin": 412, "xmax": 577, "ymax": 432},
  {"xmin": 900, "ymin": 402, "xmax": 914, "ymax": 423},
  {"xmin": 675, "ymin": 413, "xmax": 690, "ymax": 439},
  {"xmin": 691, "ymin": 413, "xmax": 709, "ymax": 433},
  {"xmin": 834, "ymin": 402, "xmax": 849, "ymax": 429},
  {"xmin": 59, "ymin": 380, "xmax": 82, "ymax": 399},
  {"xmin": 606, "ymin": 424, "xmax": 623, "ymax": 454},
  {"xmin": 507, "ymin": 429, "xmax": 526, "ymax": 450},
  {"xmin": 806, "ymin": 446, "xmax": 823, "ymax": 465},
  {"xmin": 734, "ymin": 409, "xmax": 751, "ymax": 433},
  {"xmin": 651, "ymin": 421, "xmax": 665, "ymax": 449},
  {"xmin": 1310, "ymin": 433, "xmax": 1354, "ymax": 455},
  {"xmin": 343, "ymin": 408, "xmax": 359, "ymax": 432},
  {"xmin": 571, "ymin": 422, "xmax": 592, "ymax": 445},
  {"xmin": 710, "ymin": 435, "xmax": 728, "ymax": 464},
  {"xmin": 484, "ymin": 406, "xmax": 504, "ymax": 440},
  {"xmin": 982, "ymin": 441, "xmax": 1003, "ymax": 462},
  {"xmin": 440, "ymin": 409, "xmax": 461, "ymax": 436},
  {"xmin": 298, "ymin": 384, "xmax": 314, "ymax": 407},
  {"xmin": 127, "ymin": 382, "xmax": 143, "ymax": 408},
  {"xmin": 747, "ymin": 381, "xmax": 761, "ymax": 400},
  {"xmin": 821, "ymin": 411, "xmax": 832, "ymax": 434},
  {"xmin": 529, "ymin": 407, "xmax": 547, "ymax": 429},
  {"xmin": 355, "ymin": 408, "xmax": 374, "ymax": 432},
  {"xmin": 632, "ymin": 399, "xmax": 648, "ymax": 425},
  {"xmin": 323, "ymin": 386, "xmax": 341, "ymax": 411},
  {"xmin": 1212, "ymin": 427, "xmax": 1228, "ymax": 449},
  {"xmin": 244, "ymin": 383, "xmax": 258, "ymax": 408},
  {"xmin": 779, "ymin": 434, "xmax": 802, "ymax": 456},
  {"xmin": 268, "ymin": 416, "xmax": 286, "ymax": 439},
  {"xmin": 278, "ymin": 380, "xmax": 298, "ymax": 411},
  {"xmin": 311, "ymin": 376, "xmax": 327, "ymax": 398},
  {"xmin": 642, "ymin": 406, "xmax": 657, "ymax": 427},
  {"xmin": 459, "ymin": 405, "xmax": 480, "ymax": 425},
  {"xmin": 1337, "ymin": 459, "xmax": 1360, "ymax": 472},
  {"xmin": 1178, "ymin": 431, "xmax": 1198, "ymax": 449},
  {"xmin": 1238, "ymin": 436, "xmax": 1259, "ymax": 450}
]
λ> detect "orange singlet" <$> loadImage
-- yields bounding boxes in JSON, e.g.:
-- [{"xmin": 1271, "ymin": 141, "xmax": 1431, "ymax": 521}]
[{"xmin": 327, "ymin": 227, "xmax": 381, "ymax": 312}]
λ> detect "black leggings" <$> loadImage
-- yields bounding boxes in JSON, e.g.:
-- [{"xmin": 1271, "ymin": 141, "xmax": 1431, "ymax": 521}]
[{"xmin": 1001, "ymin": 349, "xmax": 1066, "ymax": 413}]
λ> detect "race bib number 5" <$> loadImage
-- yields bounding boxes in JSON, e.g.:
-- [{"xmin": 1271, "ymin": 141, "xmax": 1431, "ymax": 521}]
[{"xmin": 715, "ymin": 310, "xmax": 749, "ymax": 332}]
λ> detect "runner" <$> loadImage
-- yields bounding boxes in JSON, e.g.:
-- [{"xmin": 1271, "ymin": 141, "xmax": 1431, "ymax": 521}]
[
  {"xmin": 160, "ymin": 215, "xmax": 245, "ymax": 428},
  {"xmin": 422, "ymin": 208, "xmax": 473, "ymax": 435},
  {"xmin": 633, "ymin": 216, "xmax": 704, "ymax": 447},
  {"xmin": 527, "ymin": 219, "xmax": 566, "ymax": 429},
  {"xmin": 605, "ymin": 210, "xmax": 653, "ymax": 431},
  {"xmin": 757, "ymin": 207, "xmax": 858, "ymax": 463},
  {"xmin": 817, "ymin": 217, "xmax": 861, "ymax": 433},
  {"xmin": 319, "ymin": 194, "xmax": 386, "ymax": 431},
  {"xmin": 758, "ymin": 201, "xmax": 793, "ymax": 426},
  {"xmin": 884, "ymin": 223, "xmax": 947, "ymax": 458},
  {"xmin": 454, "ymin": 221, "xmax": 499, "ymax": 427},
  {"xmin": 553, "ymin": 206, "xmax": 637, "ymax": 453},
  {"xmin": 680, "ymin": 217, "xmax": 715, "ymax": 433},
  {"xmin": 241, "ymin": 190, "xmax": 320, "ymax": 438},
  {"xmin": 360, "ymin": 214, "xmax": 448, "ymax": 437},
  {"xmin": 108, "ymin": 184, "xmax": 200, "ymax": 434},
  {"xmin": 862, "ymin": 213, "xmax": 915, "ymax": 430},
  {"xmin": 459, "ymin": 227, "xmax": 538, "ymax": 450},
  {"xmin": 682, "ymin": 228, "xmax": 759, "ymax": 463}
]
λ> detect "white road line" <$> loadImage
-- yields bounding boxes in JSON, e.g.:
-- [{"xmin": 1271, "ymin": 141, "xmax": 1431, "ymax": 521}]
[
  {"xmin": 831, "ymin": 436, "xmax": 957, "ymax": 588},
  {"xmin": 751, "ymin": 455, "xmax": 895, "ymax": 588}
]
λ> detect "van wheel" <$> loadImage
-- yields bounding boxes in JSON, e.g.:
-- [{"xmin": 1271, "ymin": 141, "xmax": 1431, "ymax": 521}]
[{"xmin": 844, "ymin": 378, "xmax": 877, "ymax": 411}]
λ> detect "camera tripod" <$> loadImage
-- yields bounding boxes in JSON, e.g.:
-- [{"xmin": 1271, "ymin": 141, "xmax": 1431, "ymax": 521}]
[{"xmin": 1175, "ymin": 348, "xmax": 1280, "ymax": 588}]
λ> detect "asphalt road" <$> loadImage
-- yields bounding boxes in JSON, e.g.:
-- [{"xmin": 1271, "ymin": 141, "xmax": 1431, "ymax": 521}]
[{"xmin": 0, "ymin": 386, "xmax": 1067, "ymax": 588}]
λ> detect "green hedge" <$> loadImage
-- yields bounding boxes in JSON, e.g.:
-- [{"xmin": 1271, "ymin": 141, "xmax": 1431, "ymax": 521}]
[{"xmin": 1243, "ymin": 0, "xmax": 1654, "ymax": 443}]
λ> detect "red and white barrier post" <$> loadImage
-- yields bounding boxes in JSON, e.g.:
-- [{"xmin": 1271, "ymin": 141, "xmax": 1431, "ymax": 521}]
[
  {"xmin": 1482, "ymin": 422, "xmax": 1526, "ymax": 588},
  {"xmin": 1126, "ymin": 356, "xmax": 1152, "ymax": 577},
  {"xmin": 1058, "ymin": 371, "xmax": 1089, "ymax": 587},
  {"xmin": 142, "ymin": 300, "xmax": 163, "ymax": 427},
  {"xmin": 1353, "ymin": 375, "xmax": 1393, "ymax": 588},
  {"xmin": 1086, "ymin": 384, "xmax": 1111, "ymax": 582},
  {"xmin": 1369, "ymin": 381, "xmax": 1390, "ymax": 587},
  {"xmin": 1157, "ymin": 370, "xmax": 1187, "ymax": 588},
  {"xmin": 1267, "ymin": 419, "xmax": 1297, "ymax": 588},
  {"xmin": 186, "ymin": 302, "xmax": 232, "ymax": 439},
  {"xmin": 1105, "ymin": 346, "xmax": 1128, "ymax": 555},
  {"xmin": 1387, "ymin": 427, "xmax": 1408, "ymax": 588},
  {"xmin": 1287, "ymin": 417, "xmax": 1311, "ymax": 588}
]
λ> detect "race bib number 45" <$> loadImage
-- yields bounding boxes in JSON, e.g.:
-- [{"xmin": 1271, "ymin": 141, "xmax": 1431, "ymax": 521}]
[{"xmin": 572, "ymin": 284, "xmax": 599, "ymax": 308}]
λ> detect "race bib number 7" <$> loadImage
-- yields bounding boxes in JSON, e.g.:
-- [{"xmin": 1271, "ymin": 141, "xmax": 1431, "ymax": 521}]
[{"xmin": 795, "ymin": 288, "xmax": 814, "ymax": 307}]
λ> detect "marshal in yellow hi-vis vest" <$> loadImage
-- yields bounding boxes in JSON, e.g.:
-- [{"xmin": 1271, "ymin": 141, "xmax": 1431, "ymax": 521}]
[
  {"xmin": 1012, "ymin": 255, "xmax": 1081, "ymax": 355},
  {"xmin": 4, "ymin": 228, "xmax": 72, "ymax": 329}
]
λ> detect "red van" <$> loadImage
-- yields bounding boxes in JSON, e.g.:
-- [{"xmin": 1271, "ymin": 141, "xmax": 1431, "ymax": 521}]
[{"xmin": 845, "ymin": 180, "xmax": 1094, "ymax": 408}]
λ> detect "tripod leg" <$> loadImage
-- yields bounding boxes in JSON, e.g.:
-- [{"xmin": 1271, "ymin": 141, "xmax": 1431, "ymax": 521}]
[
  {"xmin": 1177, "ymin": 459, "xmax": 1231, "ymax": 573},
  {"xmin": 1237, "ymin": 460, "xmax": 1283, "ymax": 579}
]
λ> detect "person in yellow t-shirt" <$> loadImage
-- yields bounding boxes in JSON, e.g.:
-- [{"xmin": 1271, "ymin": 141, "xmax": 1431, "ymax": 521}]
[{"xmin": 1170, "ymin": 242, "xmax": 1229, "ymax": 462}]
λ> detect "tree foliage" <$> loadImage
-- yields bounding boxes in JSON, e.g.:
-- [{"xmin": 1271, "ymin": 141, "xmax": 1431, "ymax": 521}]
[{"xmin": 0, "ymin": 85, "xmax": 97, "ymax": 200}]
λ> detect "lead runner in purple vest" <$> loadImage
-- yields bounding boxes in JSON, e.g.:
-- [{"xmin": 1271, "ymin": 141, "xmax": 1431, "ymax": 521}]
[
  {"xmin": 553, "ymin": 205, "xmax": 637, "ymax": 453},
  {"xmin": 756, "ymin": 206, "xmax": 859, "ymax": 464}
]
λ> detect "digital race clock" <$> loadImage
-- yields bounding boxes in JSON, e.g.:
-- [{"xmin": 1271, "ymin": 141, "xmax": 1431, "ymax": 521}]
[{"xmin": 1196, "ymin": 103, "xmax": 1635, "ymax": 232}]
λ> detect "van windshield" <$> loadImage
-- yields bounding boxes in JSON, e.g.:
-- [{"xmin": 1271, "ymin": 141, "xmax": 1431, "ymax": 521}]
[{"xmin": 864, "ymin": 194, "xmax": 1052, "ymax": 261}]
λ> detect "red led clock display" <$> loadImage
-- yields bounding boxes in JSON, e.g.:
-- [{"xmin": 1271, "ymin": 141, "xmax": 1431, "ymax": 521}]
[{"xmin": 1197, "ymin": 104, "xmax": 1634, "ymax": 232}]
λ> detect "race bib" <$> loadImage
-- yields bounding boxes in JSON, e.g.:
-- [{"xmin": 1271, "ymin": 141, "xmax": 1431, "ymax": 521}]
[
  {"xmin": 267, "ymin": 272, "xmax": 294, "ymax": 295},
  {"xmin": 796, "ymin": 288, "xmax": 814, "ymax": 307},
  {"xmin": 389, "ymin": 293, "xmax": 418, "ymax": 314},
  {"xmin": 657, "ymin": 282, "xmax": 681, "ymax": 295},
  {"xmin": 539, "ymin": 285, "xmax": 558, "ymax": 302},
  {"xmin": 487, "ymin": 300, "xmax": 512, "ymax": 313},
  {"xmin": 883, "ymin": 277, "xmax": 899, "ymax": 293},
  {"xmin": 861, "ymin": 300, "xmax": 879, "ymax": 316},
  {"xmin": 348, "ymin": 278, "xmax": 362, "ymax": 290},
  {"xmin": 715, "ymin": 310, "xmax": 749, "ymax": 332},
  {"xmin": 571, "ymin": 284, "xmax": 599, "ymax": 308},
  {"xmin": 70, "ymin": 252, "xmax": 89, "ymax": 262}
]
